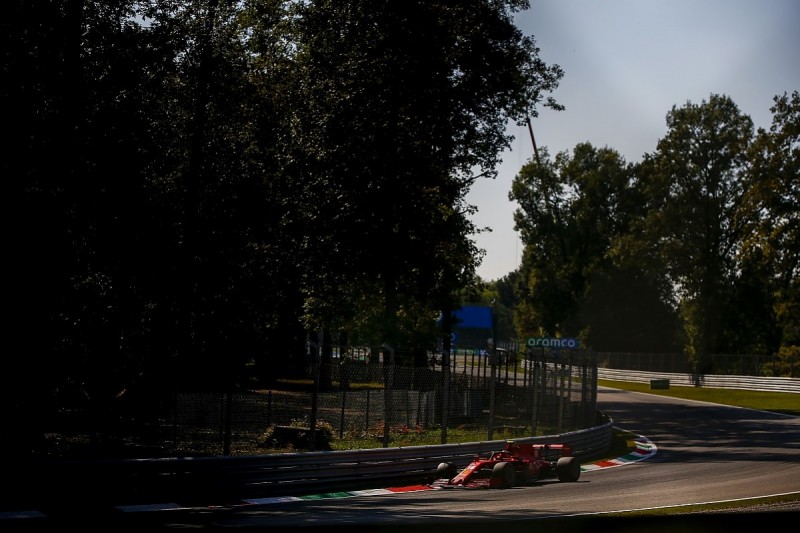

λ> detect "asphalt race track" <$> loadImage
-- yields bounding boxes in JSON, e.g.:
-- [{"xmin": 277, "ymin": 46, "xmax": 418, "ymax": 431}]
[{"xmin": 6, "ymin": 386, "xmax": 800, "ymax": 530}]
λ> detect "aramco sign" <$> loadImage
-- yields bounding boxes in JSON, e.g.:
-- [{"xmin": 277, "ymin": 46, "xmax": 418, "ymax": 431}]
[{"xmin": 526, "ymin": 337, "xmax": 580, "ymax": 349}]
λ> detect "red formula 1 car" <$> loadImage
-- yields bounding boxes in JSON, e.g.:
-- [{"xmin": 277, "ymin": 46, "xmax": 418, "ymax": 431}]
[{"xmin": 430, "ymin": 441, "xmax": 581, "ymax": 489}]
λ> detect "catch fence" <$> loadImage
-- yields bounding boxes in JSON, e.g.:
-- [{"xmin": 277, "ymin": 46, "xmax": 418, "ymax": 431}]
[
  {"xmin": 164, "ymin": 346, "xmax": 598, "ymax": 456},
  {"xmin": 46, "ymin": 346, "xmax": 793, "ymax": 459}
]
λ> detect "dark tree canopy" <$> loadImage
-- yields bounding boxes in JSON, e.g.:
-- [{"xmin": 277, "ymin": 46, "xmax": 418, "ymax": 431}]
[
  {"xmin": 281, "ymin": 0, "xmax": 563, "ymax": 363},
  {"xmin": 3, "ymin": 0, "xmax": 564, "ymax": 453}
]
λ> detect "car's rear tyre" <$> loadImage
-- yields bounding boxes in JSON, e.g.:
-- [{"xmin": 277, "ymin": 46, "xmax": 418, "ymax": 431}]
[
  {"xmin": 491, "ymin": 461, "xmax": 515, "ymax": 488},
  {"xmin": 556, "ymin": 456, "xmax": 581, "ymax": 482},
  {"xmin": 436, "ymin": 462, "xmax": 457, "ymax": 480}
]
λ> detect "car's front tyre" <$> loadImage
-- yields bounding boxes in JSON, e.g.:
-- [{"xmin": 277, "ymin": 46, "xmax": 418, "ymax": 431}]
[{"xmin": 491, "ymin": 461, "xmax": 515, "ymax": 488}]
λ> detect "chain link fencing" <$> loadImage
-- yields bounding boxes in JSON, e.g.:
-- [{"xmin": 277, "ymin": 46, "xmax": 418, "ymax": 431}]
[
  {"xmin": 160, "ymin": 346, "xmax": 599, "ymax": 456},
  {"xmin": 35, "ymin": 345, "xmax": 795, "ymax": 459},
  {"xmin": 33, "ymin": 346, "xmax": 599, "ymax": 458}
]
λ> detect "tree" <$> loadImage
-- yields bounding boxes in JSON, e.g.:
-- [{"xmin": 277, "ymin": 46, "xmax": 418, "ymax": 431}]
[
  {"xmin": 4, "ymin": 0, "xmax": 182, "ymax": 452},
  {"xmin": 636, "ymin": 94, "xmax": 754, "ymax": 371},
  {"xmin": 512, "ymin": 143, "xmax": 629, "ymax": 341},
  {"xmin": 510, "ymin": 142, "xmax": 680, "ymax": 351},
  {"xmin": 492, "ymin": 272, "xmax": 520, "ymax": 342},
  {"xmin": 737, "ymin": 91, "xmax": 800, "ymax": 363},
  {"xmin": 134, "ymin": 0, "xmax": 291, "ymax": 390},
  {"xmin": 510, "ymin": 147, "xmax": 572, "ymax": 337},
  {"xmin": 3, "ymin": 0, "xmax": 567, "ymax": 456},
  {"xmin": 285, "ymin": 0, "xmax": 563, "ymax": 366}
]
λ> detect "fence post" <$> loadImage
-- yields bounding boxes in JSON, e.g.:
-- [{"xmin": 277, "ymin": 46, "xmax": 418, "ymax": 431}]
[
  {"xmin": 339, "ymin": 388, "xmax": 346, "ymax": 439},
  {"xmin": 382, "ymin": 344, "xmax": 394, "ymax": 448},
  {"xmin": 530, "ymin": 351, "xmax": 539, "ymax": 435},
  {"xmin": 416, "ymin": 389, "xmax": 423, "ymax": 428},
  {"xmin": 267, "ymin": 390, "xmax": 272, "ymax": 427},
  {"xmin": 365, "ymin": 390, "xmax": 370, "ymax": 434},
  {"xmin": 308, "ymin": 338, "xmax": 320, "ymax": 451},
  {"xmin": 405, "ymin": 389, "xmax": 411, "ymax": 428},
  {"xmin": 441, "ymin": 347, "xmax": 449, "ymax": 444},
  {"xmin": 488, "ymin": 353, "xmax": 496, "ymax": 441},
  {"xmin": 558, "ymin": 357, "xmax": 565, "ymax": 431},
  {"xmin": 223, "ymin": 390, "xmax": 233, "ymax": 456}
]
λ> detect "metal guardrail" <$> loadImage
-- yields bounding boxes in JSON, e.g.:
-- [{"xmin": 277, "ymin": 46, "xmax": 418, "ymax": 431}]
[
  {"xmin": 22, "ymin": 371, "xmax": 795, "ymax": 510},
  {"xmin": 598, "ymin": 368, "xmax": 800, "ymax": 393},
  {"xmin": 58, "ymin": 370, "xmax": 786, "ymax": 508},
  {"xmin": 20, "ymin": 418, "xmax": 614, "ymax": 508}
]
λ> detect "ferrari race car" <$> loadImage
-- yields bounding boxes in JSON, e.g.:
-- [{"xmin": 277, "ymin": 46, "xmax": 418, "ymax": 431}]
[{"xmin": 430, "ymin": 441, "xmax": 581, "ymax": 489}]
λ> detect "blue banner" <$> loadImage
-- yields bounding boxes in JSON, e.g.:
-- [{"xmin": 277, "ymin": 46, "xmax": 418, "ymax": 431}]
[{"xmin": 451, "ymin": 306, "xmax": 493, "ymax": 329}]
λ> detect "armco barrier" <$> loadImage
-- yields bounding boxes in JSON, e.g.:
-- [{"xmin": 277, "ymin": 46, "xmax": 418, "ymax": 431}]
[
  {"xmin": 15, "ymin": 419, "xmax": 614, "ymax": 508},
  {"xmin": 597, "ymin": 368, "xmax": 800, "ymax": 393}
]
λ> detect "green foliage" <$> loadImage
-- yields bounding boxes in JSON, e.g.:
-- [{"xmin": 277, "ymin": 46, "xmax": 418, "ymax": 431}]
[
  {"xmin": 510, "ymin": 143, "xmax": 678, "ymax": 349},
  {"xmin": 761, "ymin": 345, "xmax": 800, "ymax": 378},
  {"xmin": 639, "ymin": 94, "xmax": 754, "ymax": 364},
  {"xmin": 740, "ymin": 91, "xmax": 800, "ymax": 358},
  {"xmin": 285, "ymin": 0, "xmax": 563, "ymax": 361},
  {"xmin": 11, "ymin": 0, "xmax": 796, "ymax": 463},
  {"xmin": 511, "ymin": 93, "xmax": 796, "ymax": 360},
  {"xmin": 478, "ymin": 275, "xmax": 518, "ymax": 341},
  {"xmin": 6, "ymin": 0, "xmax": 564, "ymax": 453}
]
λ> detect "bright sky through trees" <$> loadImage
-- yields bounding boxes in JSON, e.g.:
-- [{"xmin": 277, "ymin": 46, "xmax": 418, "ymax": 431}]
[{"xmin": 468, "ymin": 0, "xmax": 800, "ymax": 281}]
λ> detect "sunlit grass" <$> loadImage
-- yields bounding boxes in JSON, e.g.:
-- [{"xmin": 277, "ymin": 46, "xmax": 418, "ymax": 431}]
[
  {"xmin": 330, "ymin": 425, "xmax": 496, "ymax": 450},
  {"xmin": 598, "ymin": 379, "xmax": 800, "ymax": 416},
  {"xmin": 259, "ymin": 424, "xmax": 558, "ymax": 453}
]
